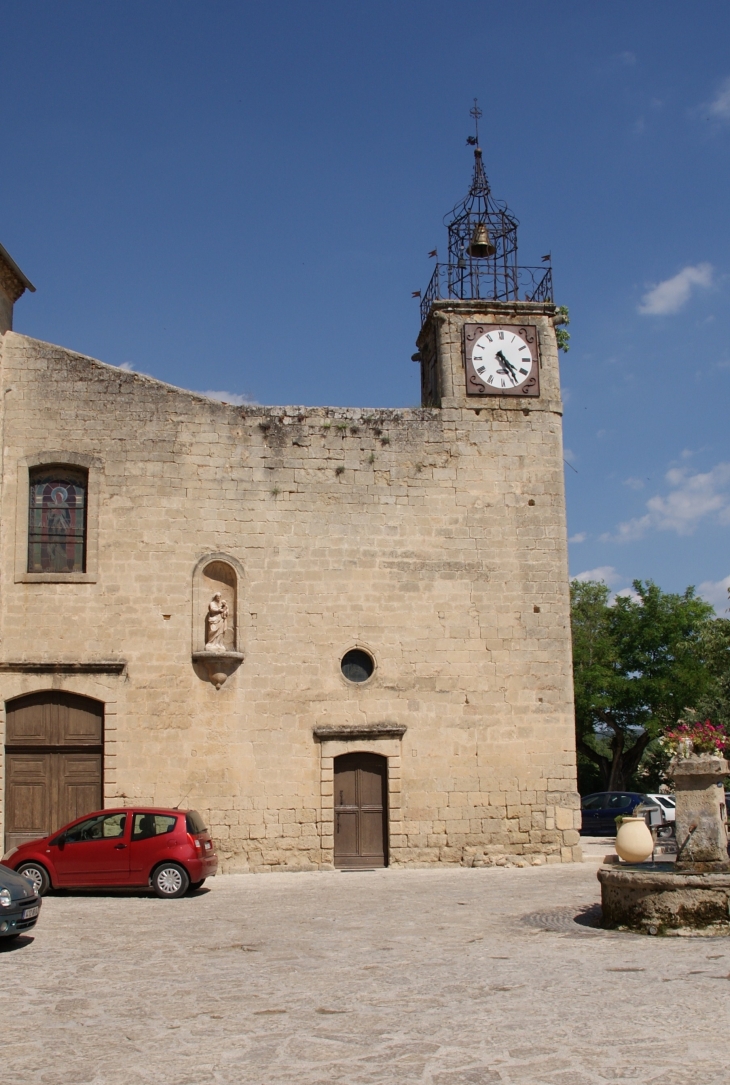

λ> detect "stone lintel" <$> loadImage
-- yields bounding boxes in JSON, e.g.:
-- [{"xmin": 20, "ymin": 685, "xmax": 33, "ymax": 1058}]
[
  {"xmin": 313, "ymin": 723, "xmax": 407, "ymax": 740},
  {"xmin": 0, "ymin": 661, "xmax": 126, "ymax": 674}
]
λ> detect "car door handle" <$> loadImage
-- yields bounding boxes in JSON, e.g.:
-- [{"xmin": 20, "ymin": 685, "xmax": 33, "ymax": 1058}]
[{"xmin": 114, "ymin": 843, "xmax": 127, "ymax": 850}]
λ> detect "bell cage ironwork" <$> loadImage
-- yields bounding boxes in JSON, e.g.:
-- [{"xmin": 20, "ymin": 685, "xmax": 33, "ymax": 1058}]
[{"xmin": 420, "ymin": 130, "xmax": 552, "ymax": 325}]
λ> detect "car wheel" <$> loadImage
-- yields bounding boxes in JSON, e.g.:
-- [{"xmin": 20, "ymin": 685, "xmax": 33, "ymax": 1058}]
[
  {"xmin": 16, "ymin": 862, "xmax": 50, "ymax": 897},
  {"xmin": 188, "ymin": 879, "xmax": 205, "ymax": 892},
  {"xmin": 152, "ymin": 863, "xmax": 189, "ymax": 899}
]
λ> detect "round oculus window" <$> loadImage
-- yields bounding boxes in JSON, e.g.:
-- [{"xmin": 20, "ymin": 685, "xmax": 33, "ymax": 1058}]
[{"xmin": 340, "ymin": 648, "xmax": 374, "ymax": 683}]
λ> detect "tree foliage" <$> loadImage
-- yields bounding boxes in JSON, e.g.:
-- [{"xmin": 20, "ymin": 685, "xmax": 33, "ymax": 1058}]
[{"xmin": 571, "ymin": 579, "xmax": 730, "ymax": 793}]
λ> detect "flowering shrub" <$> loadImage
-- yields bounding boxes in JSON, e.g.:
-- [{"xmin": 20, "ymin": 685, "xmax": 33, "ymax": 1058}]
[{"xmin": 661, "ymin": 719, "xmax": 727, "ymax": 757}]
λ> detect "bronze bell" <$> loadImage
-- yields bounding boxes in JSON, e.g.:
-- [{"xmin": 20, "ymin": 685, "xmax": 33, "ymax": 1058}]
[{"xmin": 467, "ymin": 222, "xmax": 496, "ymax": 258}]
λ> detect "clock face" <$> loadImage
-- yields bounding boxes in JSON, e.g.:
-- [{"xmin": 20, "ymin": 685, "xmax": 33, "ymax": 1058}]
[{"xmin": 464, "ymin": 324, "xmax": 540, "ymax": 397}]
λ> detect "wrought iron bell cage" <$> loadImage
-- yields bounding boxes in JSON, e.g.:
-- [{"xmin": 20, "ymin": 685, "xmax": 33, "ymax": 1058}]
[
  {"xmin": 447, "ymin": 147, "xmax": 519, "ymax": 302},
  {"xmin": 420, "ymin": 144, "xmax": 552, "ymax": 324}
]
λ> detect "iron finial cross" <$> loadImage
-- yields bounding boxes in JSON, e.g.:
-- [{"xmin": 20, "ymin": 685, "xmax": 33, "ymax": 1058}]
[{"xmin": 470, "ymin": 98, "xmax": 482, "ymax": 146}]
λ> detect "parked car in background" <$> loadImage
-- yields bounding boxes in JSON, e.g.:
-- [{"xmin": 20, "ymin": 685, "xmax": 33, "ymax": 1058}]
[
  {"xmin": 1, "ymin": 808, "xmax": 217, "ymax": 898},
  {"xmin": 580, "ymin": 792, "xmax": 654, "ymax": 835},
  {"xmin": 645, "ymin": 793, "xmax": 675, "ymax": 824},
  {"xmin": 642, "ymin": 798, "xmax": 676, "ymax": 837},
  {"xmin": 0, "ymin": 864, "xmax": 41, "ymax": 940}
]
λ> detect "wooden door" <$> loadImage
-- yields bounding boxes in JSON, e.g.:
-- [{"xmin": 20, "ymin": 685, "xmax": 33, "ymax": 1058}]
[
  {"xmin": 4, "ymin": 692, "xmax": 103, "ymax": 852},
  {"xmin": 4, "ymin": 753, "xmax": 50, "ymax": 844},
  {"xmin": 334, "ymin": 752, "xmax": 387, "ymax": 868}
]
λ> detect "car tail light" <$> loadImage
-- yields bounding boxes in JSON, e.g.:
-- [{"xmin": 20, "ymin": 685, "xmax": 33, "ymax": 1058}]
[{"xmin": 186, "ymin": 829, "xmax": 216, "ymax": 856}]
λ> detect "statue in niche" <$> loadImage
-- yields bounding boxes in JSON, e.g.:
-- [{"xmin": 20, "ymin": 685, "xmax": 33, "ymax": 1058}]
[{"xmin": 205, "ymin": 593, "xmax": 229, "ymax": 652}]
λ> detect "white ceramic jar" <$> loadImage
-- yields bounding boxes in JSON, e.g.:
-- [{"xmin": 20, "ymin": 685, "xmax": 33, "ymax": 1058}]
[{"xmin": 615, "ymin": 816, "xmax": 653, "ymax": 863}]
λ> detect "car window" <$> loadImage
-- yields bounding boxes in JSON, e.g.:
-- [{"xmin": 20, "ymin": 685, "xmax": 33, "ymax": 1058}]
[
  {"xmin": 186, "ymin": 810, "xmax": 207, "ymax": 834},
  {"xmin": 132, "ymin": 813, "xmax": 178, "ymax": 840},
  {"xmin": 581, "ymin": 795, "xmax": 605, "ymax": 810},
  {"xmin": 655, "ymin": 796, "xmax": 674, "ymax": 809},
  {"xmin": 606, "ymin": 794, "xmax": 634, "ymax": 809},
  {"xmin": 64, "ymin": 812, "xmax": 127, "ymax": 843}
]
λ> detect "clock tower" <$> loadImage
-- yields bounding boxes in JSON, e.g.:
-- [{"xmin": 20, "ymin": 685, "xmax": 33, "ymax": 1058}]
[
  {"xmin": 409, "ymin": 115, "xmax": 579, "ymax": 862},
  {"xmin": 415, "ymin": 125, "xmax": 567, "ymax": 413}
]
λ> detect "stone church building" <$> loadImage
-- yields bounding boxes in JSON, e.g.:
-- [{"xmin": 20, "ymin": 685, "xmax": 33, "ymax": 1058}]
[{"xmin": 0, "ymin": 147, "xmax": 581, "ymax": 871}]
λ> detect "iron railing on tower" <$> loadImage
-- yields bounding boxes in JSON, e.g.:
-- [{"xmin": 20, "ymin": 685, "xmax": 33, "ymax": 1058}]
[{"xmin": 420, "ymin": 263, "xmax": 553, "ymax": 325}]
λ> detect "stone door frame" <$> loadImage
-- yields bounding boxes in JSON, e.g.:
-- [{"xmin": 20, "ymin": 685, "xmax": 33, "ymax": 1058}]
[
  {"xmin": 0, "ymin": 673, "xmax": 123, "ymax": 850},
  {"xmin": 2, "ymin": 688, "xmax": 111, "ymax": 852},
  {"xmin": 313, "ymin": 724, "xmax": 406, "ymax": 869}
]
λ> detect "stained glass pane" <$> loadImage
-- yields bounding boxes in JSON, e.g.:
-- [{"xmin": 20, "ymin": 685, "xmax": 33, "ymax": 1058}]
[{"xmin": 28, "ymin": 467, "xmax": 87, "ymax": 573}]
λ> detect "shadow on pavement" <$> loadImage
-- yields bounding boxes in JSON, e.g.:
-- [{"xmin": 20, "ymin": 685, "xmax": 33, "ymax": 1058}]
[
  {"xmin": 0, "ymin": 935, "xmax": 34, "ymax": 952},
  {"xmin": 573, "ymin": 903, "xmax": 603, "ymax": 928},
  {"xmin": 48, "ymin": 886, "xmax": 211, "ymax": 900}
]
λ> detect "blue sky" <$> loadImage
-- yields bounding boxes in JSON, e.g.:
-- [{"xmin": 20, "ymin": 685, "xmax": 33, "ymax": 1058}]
[{"xmin": 2, "ymin": 1, "xmax": 730, "ymax": 610}]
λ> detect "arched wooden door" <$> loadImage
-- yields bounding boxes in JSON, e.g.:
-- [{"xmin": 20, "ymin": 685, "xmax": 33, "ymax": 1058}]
[
  {"xmin": 334, "ymin": 752, "xmax": 387, "ymax": 868},
  {"xmin": 4, "ymin": 692, "xmax": 103, "ymax": 852}
]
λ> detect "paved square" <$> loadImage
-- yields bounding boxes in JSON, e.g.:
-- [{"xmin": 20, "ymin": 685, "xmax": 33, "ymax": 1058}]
[{"xmin": 4, "ymin": 863, "xmax": 727, "ymax": 1084}]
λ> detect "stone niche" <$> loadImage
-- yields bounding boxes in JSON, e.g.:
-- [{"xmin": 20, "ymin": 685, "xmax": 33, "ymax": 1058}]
[{"xmin": 191, "ymin": 553, "xmax": 244, "ymax": 689}]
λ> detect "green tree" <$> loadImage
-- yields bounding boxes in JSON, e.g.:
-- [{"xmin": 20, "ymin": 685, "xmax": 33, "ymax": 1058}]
[
  {"xmin": 571, "ymin": 579, "xmax": 727, "ymax": 793},
  {"xmin": 686, "ymin": 612, "xmax": 730, "ymax": 730}
]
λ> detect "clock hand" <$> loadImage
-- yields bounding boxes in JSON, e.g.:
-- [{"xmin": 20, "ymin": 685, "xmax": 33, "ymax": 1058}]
[
  {"xmin": 495, "ymin": 349, "xmax": 515, "ymax": 373},
  {"xmin": 495, "ymin": 350, "xmax": 519, "ymax": 384}
]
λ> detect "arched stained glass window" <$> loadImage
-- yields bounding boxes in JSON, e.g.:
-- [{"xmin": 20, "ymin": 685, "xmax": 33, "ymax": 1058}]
[{"xmin": 28, "ymin": 466, "xmax": 88, "ymax": 573}]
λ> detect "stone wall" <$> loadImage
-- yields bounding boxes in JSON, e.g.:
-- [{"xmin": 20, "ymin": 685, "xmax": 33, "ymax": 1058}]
[{"xmin": 0, "ymin": 327, "xmax": 580, "ymax": 870}]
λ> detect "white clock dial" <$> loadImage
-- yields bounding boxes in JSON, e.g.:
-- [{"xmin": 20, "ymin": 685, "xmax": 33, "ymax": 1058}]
[{"xmin": 471, "ymin": 329, "xmax": 534, "ymax": 391}]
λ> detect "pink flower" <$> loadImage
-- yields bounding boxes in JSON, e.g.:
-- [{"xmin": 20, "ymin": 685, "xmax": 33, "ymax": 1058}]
[{"xmin": 663, "ymin": 719, "xmax": 727, "ymax": 754}]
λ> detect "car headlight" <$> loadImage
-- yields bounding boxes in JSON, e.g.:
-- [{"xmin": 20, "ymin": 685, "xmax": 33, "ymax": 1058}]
[{"xmin": 0, "ymin": 889, "xmax": 12, "ymax": 907}]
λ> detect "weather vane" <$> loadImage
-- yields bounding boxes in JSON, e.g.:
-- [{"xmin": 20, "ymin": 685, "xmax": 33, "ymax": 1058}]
[{"xmin": 467, "ymin": 98, "xmax": 482, "ymax": 147}]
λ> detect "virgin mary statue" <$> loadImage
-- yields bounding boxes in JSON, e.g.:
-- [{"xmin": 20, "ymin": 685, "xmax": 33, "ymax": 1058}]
[{"xmin": 205, "ymin": 593, "xmax": 229, "ymax": 652}]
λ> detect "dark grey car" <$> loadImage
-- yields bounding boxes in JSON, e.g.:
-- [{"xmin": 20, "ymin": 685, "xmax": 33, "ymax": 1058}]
[{"xmin": 0, "ymin": 864, "xmax": 42, "ymax": 940}]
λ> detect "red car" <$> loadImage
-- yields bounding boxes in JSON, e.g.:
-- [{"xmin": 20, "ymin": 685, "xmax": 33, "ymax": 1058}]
[{"xmin": 1, "ymin": 808, "xmax": 218, "ymax": 898}]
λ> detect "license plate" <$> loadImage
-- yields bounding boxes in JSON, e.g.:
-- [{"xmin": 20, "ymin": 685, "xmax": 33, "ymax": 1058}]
[{"xmin": 22, "ymin": 906, "xmax": 39, "ymax": 919}]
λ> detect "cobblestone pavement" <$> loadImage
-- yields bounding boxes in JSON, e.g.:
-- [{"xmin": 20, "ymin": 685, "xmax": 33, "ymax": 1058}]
[
  {"xmin": 579, "ymin": 835, "xmax": 616, "ymax": 861},
  {"xmin": 4, "ymin": 862, "xmax": 728, "ymax": 1085}
]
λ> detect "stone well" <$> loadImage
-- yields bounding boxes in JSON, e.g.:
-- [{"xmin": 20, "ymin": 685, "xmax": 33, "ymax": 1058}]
[{"xmin": 598, "ymin": 753, "xmax": 730, "ymax": 935}]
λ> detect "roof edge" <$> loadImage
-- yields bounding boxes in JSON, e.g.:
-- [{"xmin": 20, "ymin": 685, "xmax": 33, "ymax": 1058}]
[{"xmin": 0, "ymin": 242, "xmax": 36, "ymax": 293}]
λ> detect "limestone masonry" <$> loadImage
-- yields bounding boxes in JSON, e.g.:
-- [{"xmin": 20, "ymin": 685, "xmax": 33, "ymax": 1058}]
[{"xmin": 0, "ymin": 241, "xmax": 580, "ymax": 871}]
